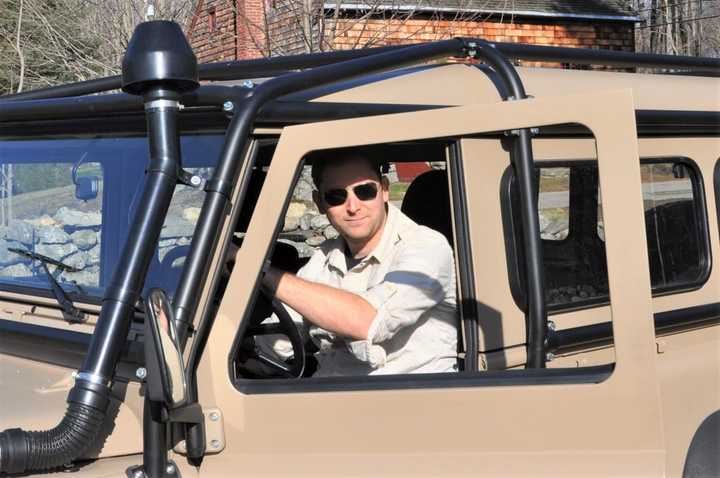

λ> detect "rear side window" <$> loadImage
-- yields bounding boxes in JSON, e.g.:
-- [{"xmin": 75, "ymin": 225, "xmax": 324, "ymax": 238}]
[
  {"xmin": 638, "ymin": 161, "xmax": 708, "ymax": 290},
  {"xmin": 506, "ymin": 158, "xmax": 710, "ymax": 310}
]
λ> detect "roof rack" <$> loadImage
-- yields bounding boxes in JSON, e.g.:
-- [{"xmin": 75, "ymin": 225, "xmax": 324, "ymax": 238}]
[{"xmin": 1, "ymin": 40, "xmax": 718, "ymax": 102}]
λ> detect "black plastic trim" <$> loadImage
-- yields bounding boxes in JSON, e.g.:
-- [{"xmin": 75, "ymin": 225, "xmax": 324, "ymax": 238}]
[
  {"xmin": 448, "ymin": 142, "xmax": 479, "ymax": 372},
  {"xmin": 547, "ymin": 302, "xmax": 720, "ymax": 353},
  {"xmin": 234, "ymin": 364, "xmax": 613, "ymax": 394},
  {"xmin": 715, "ymin": 159, "xmax": 720, "ymax": 241},
  {"xmin": 503, "ymin": 156, "xmax": 713, "ymax": 315},
  {"xmin": 0, "ymin": 318, "xmax": 143, "ymax": 382}
]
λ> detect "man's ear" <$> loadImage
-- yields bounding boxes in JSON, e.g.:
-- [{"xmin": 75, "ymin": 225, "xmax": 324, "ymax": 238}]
[
  {"xmin": 381, "ymin": 175, "xmax": 390, "ymax": 203},
  {"xmin": 312, "ymin": 189, "xmax": 326, "ymax": 214}
]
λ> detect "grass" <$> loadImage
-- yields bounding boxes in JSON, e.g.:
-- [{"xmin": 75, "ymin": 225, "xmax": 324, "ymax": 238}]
[{"xmin": 389, "ymin": 182, "xmax": 410, "ymax": 201}]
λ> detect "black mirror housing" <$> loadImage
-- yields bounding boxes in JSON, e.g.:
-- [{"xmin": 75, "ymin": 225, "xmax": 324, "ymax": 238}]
[{"xmin": 75, "ymin": 176, "xmax": 99, "ymax": 201}]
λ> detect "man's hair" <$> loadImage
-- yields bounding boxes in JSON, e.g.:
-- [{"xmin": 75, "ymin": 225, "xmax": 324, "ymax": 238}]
[{"xmin": 310, "ymin": 148, "xmax": 384, "ymax": 188}]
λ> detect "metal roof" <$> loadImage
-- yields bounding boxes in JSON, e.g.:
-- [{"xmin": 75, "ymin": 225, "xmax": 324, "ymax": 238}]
[{"xmin": 323, "ymin": 0, "xmax": 640, "ymax": 22}]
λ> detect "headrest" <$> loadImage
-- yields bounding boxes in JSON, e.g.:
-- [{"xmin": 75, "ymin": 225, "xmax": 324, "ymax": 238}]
[{"xmin": 400, "ymin": 169, "xmax": 453, "ymax": 247}]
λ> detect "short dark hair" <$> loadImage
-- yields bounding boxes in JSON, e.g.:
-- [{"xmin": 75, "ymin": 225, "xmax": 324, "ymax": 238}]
[{"xmin": 309, "ymin": 148, "xmax": 384, "ymax": 188}]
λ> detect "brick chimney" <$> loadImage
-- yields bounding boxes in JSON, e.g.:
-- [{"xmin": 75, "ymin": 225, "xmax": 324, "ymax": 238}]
[{"xmin": 188, "ymin": 0, "xmax": 267, "ymax": 63}]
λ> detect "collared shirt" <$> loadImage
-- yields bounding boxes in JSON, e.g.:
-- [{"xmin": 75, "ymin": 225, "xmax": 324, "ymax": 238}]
[{"xmin": 279, "ymin": 204, "xmax": 458, "ymax": 376}]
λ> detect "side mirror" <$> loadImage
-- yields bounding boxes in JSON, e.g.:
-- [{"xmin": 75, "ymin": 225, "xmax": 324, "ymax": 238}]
[
  {"xmin": 75, "ymin": 176, "xmax": 99, "ymax": 201},
  {"xmin": 144, "ymin": 288, "xmax": 187, "ymax": 408}
]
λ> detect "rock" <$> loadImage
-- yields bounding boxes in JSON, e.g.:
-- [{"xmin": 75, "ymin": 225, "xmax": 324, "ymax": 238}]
[
  {"xmin": 169, "ymin": 256, "xmax": 185, "ymax": 268},
  {"xmin": 63, "ymin": 251, "xmax": 88, "ymax": 270},
  {"xmin": 292, "ymin": 168, "xmax": 314, "ymax": 202},
  {"xmin": 70, "ymin": 230, "xmax": 97, "ymax": 250},
  {"xmin": 538, "ymin": 213, "xmax": 552, "ymax": 232},
  {"xmin": 61, "ymin": 266, "xmax": 99, "ymax": 287},
  {"xmin": 299, "ymin": 213, "xmax": 314, "ymax": 231},
  {"xmin": 306, "ymin": 235, "xmax": 325, "ymax": 247},
  {"xmin": 546, "ymin": 219, "xmax": 569, "ymax": 235},
  {"xmin": 0, "ymin": 263, "xmax": 33, "ymax": 278},
  {"xmin": 582, "ymin": 285, "xmax": 596, "ymax": 295},
  {"xmin": 310, "ymin": 215, "xmax": 330, "ymax": 230},
  {"xmin": 2, "ymin": 220, "xmax": 35, "ymax": 245},
  {"xmin": 36, "ymin": 243, "xmax": 77, "ymax": 260},
  {"xmin": 87, "ymin": 245, "xmax": 100, "ymax": 266},
  {"xmin": 283, "ymin": 216, "xmax": 300, "ymax": 232},
  {"xmin": 54, "ymin": 207, "xmax": 101, "ymax": 227},
  {"xmin": 161, "ymin": 217, "xmax": 195, "ymax": 238},
  {"xmin": 182, "ymin": 207, "xmax": 201, "ymax": 223},
  {"xmin": 158, "ymin": 246, "xmax": 171, "ymax": 262},
  {"xmin": 279, "ymin": 239, "xmax": 315, "ymax": 259},
  {"xmin": 323, "ymin": 225, "xmax": 339, "ymax": 240},
  {"xmin": 37, "ymin": 226, "xmax": 71, "ymax": 245},
  {"xmin": 25, "ymin": 215, "xmax": 56, "ymax": 227},
  {"xmin": 0, "ymin": 241, "xmax": 24, "ymax": 267},
  {"xmin": 286, "ymin": 202, "xmax": 307, "ymax": 220},
  {"xmin": 159, "ymin": 238, "xmax": 177, "ymax": 248}
]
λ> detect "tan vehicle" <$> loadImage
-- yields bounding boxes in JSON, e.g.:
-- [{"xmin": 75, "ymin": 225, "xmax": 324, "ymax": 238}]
[{"xmin": 0, "ymin": 20, "xmax": 718, "ymax": 478}]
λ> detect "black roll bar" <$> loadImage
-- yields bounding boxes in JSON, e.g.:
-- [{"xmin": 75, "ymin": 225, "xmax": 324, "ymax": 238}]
[
  {"xmin": 493, "ymin": 42, "xmax": 720, "ymax": 72},
  {"xmin": 0, "ymin": 44, "xmax": 410, "ymax": 102},
  {"xmin": 2, "ymin": 40, "xmax": 718, "ymax": 103}
]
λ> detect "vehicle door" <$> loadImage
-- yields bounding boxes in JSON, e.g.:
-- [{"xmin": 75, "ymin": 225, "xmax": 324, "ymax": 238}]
[{"xmin": 200, "ymin": 88, "xmax": 666, "ymax": 476}]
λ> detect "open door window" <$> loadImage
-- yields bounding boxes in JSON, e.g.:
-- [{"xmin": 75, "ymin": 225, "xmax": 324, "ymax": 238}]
[{"xmin": 218, "ymin": 88, "xmax": 656, "ymax": 384}]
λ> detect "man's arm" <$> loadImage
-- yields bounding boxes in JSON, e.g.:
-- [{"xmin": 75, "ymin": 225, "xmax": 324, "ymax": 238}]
[{"xmin": 263, "ymin": 266, "xmax": 376, "ymax": 340}]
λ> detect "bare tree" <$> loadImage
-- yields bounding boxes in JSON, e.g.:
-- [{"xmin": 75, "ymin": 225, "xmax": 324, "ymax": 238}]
[
  {"xmin": 633, "ymin": 0, "xmax": 720, "ymax": 57},
  {"xmin": 0, "ymin": 0, "xmax": 195, "ymax": 95},
  {"xmin": 84, "ymin": 0, "xmax": 196, "ymax": 76}
]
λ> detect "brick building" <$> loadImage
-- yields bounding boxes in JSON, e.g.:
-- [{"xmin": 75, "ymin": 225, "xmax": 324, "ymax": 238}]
[{"xmin": 188, "ymin": 1, "xmax": 638, "ymax": 64}]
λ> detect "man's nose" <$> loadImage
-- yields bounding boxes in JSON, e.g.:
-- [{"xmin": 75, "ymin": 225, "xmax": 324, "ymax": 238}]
[{"xmin": 346, "ymin": 190, "xmax": 361, "ymax": 213}]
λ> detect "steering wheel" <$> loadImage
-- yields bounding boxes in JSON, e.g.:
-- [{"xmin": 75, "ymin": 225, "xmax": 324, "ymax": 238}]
[{"xmin": 235, "ymin": 287, "xmax": 306, "ymax": 378}]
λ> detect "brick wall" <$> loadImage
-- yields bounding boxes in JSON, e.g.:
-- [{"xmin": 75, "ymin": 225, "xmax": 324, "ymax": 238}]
[
  {"xmin": 331, "ymin": 17, "xmax": 634, "ymax": 60},
  {"xmin": 189, "ymin": 1, "xmax": 635, "ymax": 62},
  {"xmin": 188, "ymin": 0, "xmax": 237, "ymax": 63},
  {"xmin": 189, "ymin": 0, "xmax": 269, "ymax": 63}
]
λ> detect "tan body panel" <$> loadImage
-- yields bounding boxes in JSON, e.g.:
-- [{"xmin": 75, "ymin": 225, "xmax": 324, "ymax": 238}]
[
  {"xmin": 316, "ymin": 63, "xmax": 720, "ymax": 112},
  {"xmin": 193, "ymin": 89, "xmax": 667, "ymax": 476}
]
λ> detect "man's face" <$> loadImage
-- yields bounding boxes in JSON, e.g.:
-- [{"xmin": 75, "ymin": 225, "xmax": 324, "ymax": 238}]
[{"xmin": 314, "ymin": 158, "xmax": 390, "ymax": 248}]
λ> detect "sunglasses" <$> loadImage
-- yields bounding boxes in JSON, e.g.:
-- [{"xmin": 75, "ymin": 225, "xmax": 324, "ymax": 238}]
[{"xmin": 322, "ymin": 182, "xmax": 379, "ymax": 207}]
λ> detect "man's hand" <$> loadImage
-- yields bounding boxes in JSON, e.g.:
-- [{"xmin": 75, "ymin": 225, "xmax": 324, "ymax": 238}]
[{"xmin": 262, "ymin": 266, "xmax": 376, "ymax": 341}]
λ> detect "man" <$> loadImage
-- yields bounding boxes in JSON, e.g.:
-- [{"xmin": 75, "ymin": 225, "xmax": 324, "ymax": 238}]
[{"xmin": 262, "ymin": 150, "xmax": 457, "ymax": 376}]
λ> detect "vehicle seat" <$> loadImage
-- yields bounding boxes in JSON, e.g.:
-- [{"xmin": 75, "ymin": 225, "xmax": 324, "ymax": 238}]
[{"xmin": 400, "ymin": 169, "xmax": 453, "ymax": 247}]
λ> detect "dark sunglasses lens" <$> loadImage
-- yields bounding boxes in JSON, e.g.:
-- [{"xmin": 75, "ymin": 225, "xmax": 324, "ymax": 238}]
[
  {"xmin": 323, "ymin": 189, "xmax": 347, "ymax": 206},
  {"xmin": 354, "ymin": 183, "xmax": 378, "ymax": 201}
]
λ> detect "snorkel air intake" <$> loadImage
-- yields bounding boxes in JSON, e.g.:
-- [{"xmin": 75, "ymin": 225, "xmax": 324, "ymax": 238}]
[{"xmin": 0, "ymin": 21, "xmax": 198, "ymax": 475}]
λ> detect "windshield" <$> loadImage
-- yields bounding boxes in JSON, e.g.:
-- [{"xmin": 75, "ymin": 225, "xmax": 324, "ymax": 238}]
[{"xmin": 0, "ymin": 134, "xmax": 223, "ymax": 302}]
